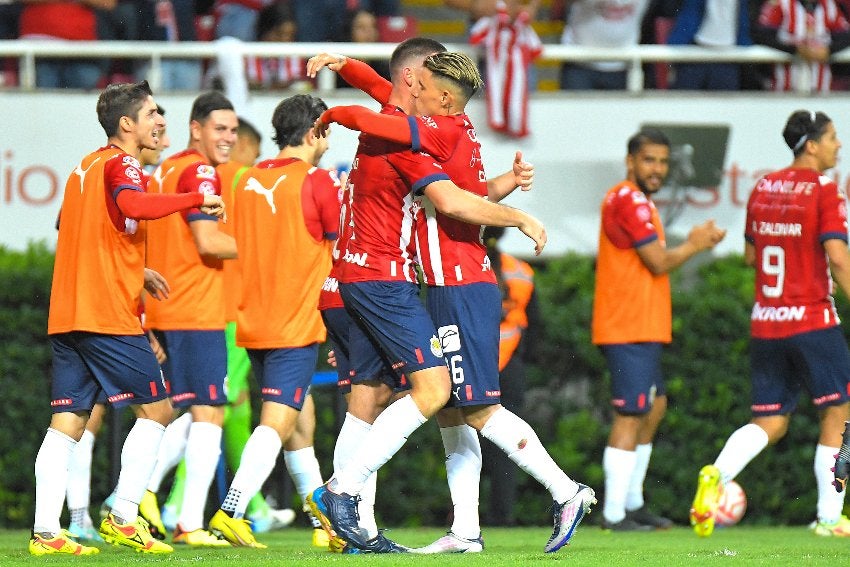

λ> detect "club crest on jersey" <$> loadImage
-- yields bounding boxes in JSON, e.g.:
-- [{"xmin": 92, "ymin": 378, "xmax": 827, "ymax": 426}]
[
  {"xmin": 122, "ymin": 155, "xmax": 141, "ymax": 169},
  {"xmin": 198, "ymin": 180, "xmax": 216, "ymax": 196},
  {"xmin": 125, "ymin": 166, "xmax": 141, "ymax": 184},
  {"xmin": 438, "ymin": 325, "xmax": 461, "ymax": 353},
  {"xmin": 636, "ymin": 204, "xmax": 651, "ymax": 222},
  {"xmin": 195, "ymin": 164, "xmax": 216, "ymax": 179},
  {"xmin": 429, "ymin": 335, "xmax": 444, "ymax": 358}
]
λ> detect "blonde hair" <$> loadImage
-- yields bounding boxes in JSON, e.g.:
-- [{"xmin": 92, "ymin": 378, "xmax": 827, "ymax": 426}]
[{"xmin": 423, "ymin": 51, "xmax": 483, "ymax": 101}]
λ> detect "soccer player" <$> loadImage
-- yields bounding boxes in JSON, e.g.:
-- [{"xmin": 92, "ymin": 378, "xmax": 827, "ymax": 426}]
[
  {"xmin": 303, "ymin": 39, "xmax": 547, "ymax": 554},
  {"xmin": 66, "ymin": 105, "xmax": 171, "ymax": 544},
  {"xmin": 207, "ymin": 93, "xmax": 341, "ymax": 548},
  {"xmin": 315, "ymin": 50, "xmax": 595, "ymax": 554},
  {"xmin": 592, "ymin": 128, "xmax": 725, "ymax": 532},
  {"xmin": 32, "ymin": 80, "xmax": 223, "ymax": 556},
  {"xmin": 693, "ymin": 110, "xmax": 850, "ymax": 537},
  {"xmin": 215, "ymin": 117, "xmax": 323, "ymax": 541},
  {"xmin": 142, "ymin": 91, "xmax": 239, "ymax": 547}
]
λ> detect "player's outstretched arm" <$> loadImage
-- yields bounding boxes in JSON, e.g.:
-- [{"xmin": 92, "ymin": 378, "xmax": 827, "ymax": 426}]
[
  {"xmin": 306, "ymin": 53, "xmax": 392, "ymax": 104},
  {"xmin": 487, "ymin": 151, "xmax": 534, "ymax": 202},
  {"xmin": 319, "ymin": 106, "xmax": 412, "ymax": 145},
  {"xmin": 116, "ymin": 190, "xmax": 224, "ymax": 220},
  {"xmin": 424, "ymin": 179, "xmax": 546, "ymax": 255},
  {"xmin": 637, "ymin": 219, "xmax": 726, "ymax": 275}
]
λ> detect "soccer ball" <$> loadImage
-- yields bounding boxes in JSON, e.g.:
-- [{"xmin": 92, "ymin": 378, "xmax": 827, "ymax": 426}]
[{"xmin": 715, "ymin": 481, "xmax": 747, "ymax": 526}]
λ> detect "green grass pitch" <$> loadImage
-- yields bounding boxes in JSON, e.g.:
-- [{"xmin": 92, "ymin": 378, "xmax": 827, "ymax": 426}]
[{"xmin": 1, "ymin": 525, "xmax": 847, "ymax": 566}]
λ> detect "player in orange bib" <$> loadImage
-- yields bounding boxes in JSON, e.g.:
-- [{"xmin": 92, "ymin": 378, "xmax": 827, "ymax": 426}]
[
  {"xmin": 207, "ymin": 94, "xmax": 340, "ymax": 548},
  {"xmin": 591, "ymin": 128, "xmax": 725, "ymax": 532},
  {"xmin": 141, "ymin": 91, "xmax": 239, "ymax": 547},
  {"xmin": 33, "ymin": 81, "xmax": 223, "ymax": 556}
]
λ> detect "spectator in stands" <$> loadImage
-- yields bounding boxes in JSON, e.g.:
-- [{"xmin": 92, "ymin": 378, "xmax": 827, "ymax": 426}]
[
  {"xmin": 244, "ymin": 3, "xmax": 309, "ymax": 90},
  {"xmin": 556, "ymin": 0, "xmax": 652, "ymax": 90},
  {"xmin": 666, "ymin": 0, "xmax": 754, "ymax": 90},
  {"xmin": 214, "ymin": 0, "xmax": 274, "ymax": 41},
  {"xmin": 292, "ymin": 0, "xmax": 399, "ymax": 42},
  {"xmin": 469, "ymin": 0, "xmax": 542, "ymax": 137},
  {"xmin": 335, "ymin": 9, "xmax": 391, "ymax": 88},
  {"xmin": 751, "ymin": 0, "xmax": 850, "ymax": 92},
  {"xmin": 133, "ymin": 0, "xmax": 203, "ymax": 91},
  {"xmin": 18, "ymin": 0, "xmax": 116, "ymax": 89}
]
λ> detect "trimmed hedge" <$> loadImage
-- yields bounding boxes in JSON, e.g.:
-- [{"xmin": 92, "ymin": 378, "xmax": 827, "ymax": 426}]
[{"xmin": 0, "ymin": 245, "xmax": 843, "ymax": 528}]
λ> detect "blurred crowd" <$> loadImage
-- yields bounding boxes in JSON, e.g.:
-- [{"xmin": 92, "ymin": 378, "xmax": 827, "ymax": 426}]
[{"xmin": 2, "ymin": 0, "xmax": 850, "ymax": 93}]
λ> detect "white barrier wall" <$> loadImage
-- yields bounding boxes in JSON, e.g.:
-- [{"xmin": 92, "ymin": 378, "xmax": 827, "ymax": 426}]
[{"xmin": 2, "ymin": 90, "xmax": 849, "ymax": 258}]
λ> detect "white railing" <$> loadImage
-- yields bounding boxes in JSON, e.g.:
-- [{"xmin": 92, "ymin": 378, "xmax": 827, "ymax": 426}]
[{"xmin": 1, "ymin": 39, "xmax": 847, "ymax": 93}]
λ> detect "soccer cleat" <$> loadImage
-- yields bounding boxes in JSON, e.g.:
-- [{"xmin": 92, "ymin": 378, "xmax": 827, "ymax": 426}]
[
  {"xmin": 813, "ymin": 515, "xmax": 850, "ymax": 537},
  {"xmin": 29, "ymin": 530, "xmax": 100, "ymax": 556},
  {"xmin": 208, "ymin": 509, "xmax": 267, "ymax": 548},
  {"xmin": 546, "ymin": 484, "xmax": 596, "ymax": 553},
  {"xmin": 834, "ymin": 421, "xmax": 850, "ymax": 492},
  {"xmin": 625, "ymin": 506, "xmax": 674, "ymax": 529},
  {"xmin": 360, "ymin": 530, "xmax": 410, "ymax": 553},
  {"xmin": 68, "ymin": 522, "xmax": 104, "ymax": 542},
  {"xmin": 138, "ymin": 490, "xmax": 167, "ymax": 540},
  {"xmin": 412, "ymin": 531, "xmax": 484, "ymax": 553},
  {"xmin": 307, "ymin": 484, "xmax": 359, "ymax": 551},
  {"xmin": 601, "ymin": 517, "xmax": 654, "ymax": 532},
  {"xmin": 99, "ymin": 514, "xmax": 173, "ymax": 553},
  {"xmin": 172, "ymin": 525, "xmax": 231, "ymax": 547},
  {"xmin": 690, "ymin": 464, "xmax": 722, "ymax": 537}
]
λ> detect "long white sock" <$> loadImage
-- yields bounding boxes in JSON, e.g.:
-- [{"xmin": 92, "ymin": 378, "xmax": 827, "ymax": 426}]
[
  {"xmin": 479, "ymin": 407, "xmax": 577, "ymax": 504},
  {"xmin": 602, "ymin": 446, "xmax": 636, "ymax": 523},
  {"xmin": 284, "ymin": 446, "xmax": 323, "ymax": 503},
  {"xmin": 333, "ymin": 412, "xmax": 372, "ymax": 475},
  {"xmin": 221, "ymin": 425, "xmax": 281, "ymax": 518},
  {"xmin": 334, "ymin": 395, "xmax": 427, "ymax": 496},
  {"xmin": 178, "ymin": 421, "xmax": 222, "ymax": 531},
  {"xmin": 440, "ymin": 424, "xmax": 482, "ymax": 540},
  {"xmin": 66, "ymin": 429, "xmax": 95, "ymax": 524},
  {"xmin": 331, "ymin": 412, "xmax": 378, "ymax": 536},
  {"xmin": 34, "ymin": 428, "xmax": 76, "ymax": 535},
  {"xmin": 714, "ymin": 423, "xmax": 769, "ymax": 484},
  {"xmin": 147, "ymin": 412, "xmax": 192, "ymax": 492},
  {"xmin": 625, "ymin": 443, "xmax": 652, "ymax": 512},
  {"xmin": 358, "ymin": 472, "xmax": 379, "ymax": 539},
  {"xmin": 112, "ymin": 419, "xmax": 166, "ymax": 523},
  {"xmin": 816, "ymin": 443, "xmax": 844, "ymax": 524}
]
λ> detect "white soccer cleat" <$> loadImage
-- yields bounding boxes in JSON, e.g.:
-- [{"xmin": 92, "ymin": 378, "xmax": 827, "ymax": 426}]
[{"xmin": 411, "ymin": 531, "xmax": 484, "ymax": 554}]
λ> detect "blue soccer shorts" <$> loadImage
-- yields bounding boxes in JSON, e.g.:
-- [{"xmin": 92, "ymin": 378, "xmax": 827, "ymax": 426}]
[
  {"xmin": 600, "ymin": 342, "xmax": 666, "ymax": 415},
  {"xmin": 50, "ymin": 331, "xmax": 168, "ymax": 412},
  {"xmin": 750, "ymin": 326, "xmax": 850, "ymax": 416},
  {"xmin": 426, "ymin": 283, "xmax": 502, "ymax": 408},
  {"xmin": 154, "ymin": 329, "xmax": 228, "ymax": 408},
  {"xmin": 247, "ymin": 344, "xmax": 318, "ymax": 410}
]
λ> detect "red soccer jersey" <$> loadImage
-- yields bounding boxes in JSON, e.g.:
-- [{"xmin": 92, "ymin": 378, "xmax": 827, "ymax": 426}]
[
  {"xmin": 409, "ymin": 114, "xmax": 497, "ymax": 287},
  {"xmin": 745, "ymin": 167, "xmax": 848, "ymax": 339},
  {"xmin": 336, "ymin": 104, "xmax": 449, "ymax": 284}
]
